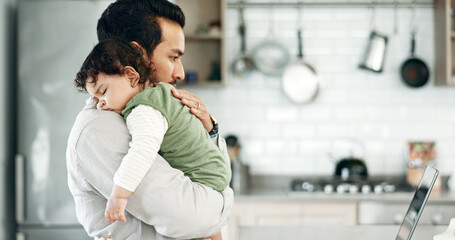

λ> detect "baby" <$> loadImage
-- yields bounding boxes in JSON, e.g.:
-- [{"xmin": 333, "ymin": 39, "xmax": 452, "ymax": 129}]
[{"xmin": 74, "ymin": 39, "xmax": 230, "ymax": 240}]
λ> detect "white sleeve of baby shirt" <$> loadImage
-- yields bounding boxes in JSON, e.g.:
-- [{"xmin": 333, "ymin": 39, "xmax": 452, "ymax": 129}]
[{"xmin": 113, "ymin": 104, "xmax": 169, "ymax": 192}]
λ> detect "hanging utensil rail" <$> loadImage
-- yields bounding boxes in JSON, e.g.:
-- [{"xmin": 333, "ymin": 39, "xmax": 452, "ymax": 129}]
[{"xmin": 228, "ymin": 1, "xmax": 433, "ymax": 8}]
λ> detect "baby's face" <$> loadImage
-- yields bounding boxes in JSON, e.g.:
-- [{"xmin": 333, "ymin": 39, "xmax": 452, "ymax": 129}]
[{"xmin": 86, "ymin": 72, "xmax": 141, "ymax": 114}]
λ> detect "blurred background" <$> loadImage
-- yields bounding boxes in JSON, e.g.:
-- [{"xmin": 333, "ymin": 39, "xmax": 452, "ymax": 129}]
[{"xmin": 2, "ymin": 0, "xmax": 455, "ymax": 239}]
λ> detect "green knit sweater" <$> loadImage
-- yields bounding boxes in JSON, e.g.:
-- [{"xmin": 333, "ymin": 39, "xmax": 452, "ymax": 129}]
[{"xmin": 122, "ymin": 82, "xmax": 230, "ymax": 192}]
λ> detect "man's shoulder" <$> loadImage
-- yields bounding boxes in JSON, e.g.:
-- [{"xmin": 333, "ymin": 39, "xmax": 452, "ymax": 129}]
[{"xmin": 67, "ymin": 104, "xmax": 127, "ymax": 149}]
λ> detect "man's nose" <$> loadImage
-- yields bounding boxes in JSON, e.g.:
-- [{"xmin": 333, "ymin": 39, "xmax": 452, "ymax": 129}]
[{"xmin": 173, "ymin": 60, "xmax": 185, "ymax": 81}]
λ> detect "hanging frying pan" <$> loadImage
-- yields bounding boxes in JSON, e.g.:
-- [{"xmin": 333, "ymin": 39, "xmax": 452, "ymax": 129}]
[
  {"xmin": 401, "ymin": 31, "xmax": 429, "ymax": 88},
  {"xmin": 401, "ymin": 1, "xmax": 429, "ymax": 88},
  {"xmin": 282, "ymin": 7, "xmax": 318, "ymax": 104}
]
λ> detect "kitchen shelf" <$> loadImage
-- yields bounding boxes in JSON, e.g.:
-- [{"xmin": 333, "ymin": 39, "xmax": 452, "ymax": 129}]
[
  {"xmin": 434, "ymin": 0, "xmax": 455, "ymax": 86},
  {"xmin": 186, "ymin": 34, "xmax": 223, "ymax": 41},
  {"xmin": 176, "ymin": 0, "xmax": 227, "ymax": 87},
  {"xmin": 227, "ymin": 1, "xmax": 433, "ymax": 8}
]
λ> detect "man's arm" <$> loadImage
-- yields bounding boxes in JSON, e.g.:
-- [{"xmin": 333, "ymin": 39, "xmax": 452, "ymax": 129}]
[{"xmin": 75, "ymin": 109, "xmax": 233, "ymax": 239}]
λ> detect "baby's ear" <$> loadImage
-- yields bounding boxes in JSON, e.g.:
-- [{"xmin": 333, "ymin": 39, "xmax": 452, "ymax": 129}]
[{"xmin": 124, "ymin": 66, "xmax": 140, "ymax": 87}]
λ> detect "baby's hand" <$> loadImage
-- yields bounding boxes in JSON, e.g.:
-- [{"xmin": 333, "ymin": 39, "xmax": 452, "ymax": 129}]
[{"xmin": 105, "ymin": 196, "xmax": 128, "ymax": 223}]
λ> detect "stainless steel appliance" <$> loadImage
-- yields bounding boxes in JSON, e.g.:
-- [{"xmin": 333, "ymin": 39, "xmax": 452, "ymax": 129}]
[
  {"xmin": 16, "ymin": 1, "xmax": 111, "ymax": 239},
  {"xmin": 290, "ymin": 177, "xmax": 414, "ymax": 194}
]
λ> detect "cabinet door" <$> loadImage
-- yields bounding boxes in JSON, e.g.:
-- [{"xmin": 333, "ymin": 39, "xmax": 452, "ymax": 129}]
[
  {"xmin": 300, "ymin": 202, "xmax": 357, "ymax": 225},
  {"xmin": 235, "ymin": 202, "xmax": 301, "ymax": 226},
  {"xmin": 233, "ymin": 201, "xmax": 357, "ymax": 226}
]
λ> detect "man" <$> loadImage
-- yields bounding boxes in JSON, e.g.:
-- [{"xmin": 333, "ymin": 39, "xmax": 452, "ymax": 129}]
[{"xmin": 66, "ymin": 0, "xmax": 233, "ymax": 239}]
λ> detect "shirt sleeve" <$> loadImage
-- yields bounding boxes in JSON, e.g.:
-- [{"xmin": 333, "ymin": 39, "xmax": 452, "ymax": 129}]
[{"xmin": 113, "ymin": 105, "xmax": 168, "ymax": 192}]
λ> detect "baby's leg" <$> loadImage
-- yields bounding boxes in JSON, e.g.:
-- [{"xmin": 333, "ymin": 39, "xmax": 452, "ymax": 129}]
[{"xmin": 203, "ymin": 231, "xmax": 222, "ymax": 240}]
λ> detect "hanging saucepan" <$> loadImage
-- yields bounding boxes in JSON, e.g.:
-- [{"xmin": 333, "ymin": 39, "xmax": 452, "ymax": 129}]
[
  {"xmin": 400, "ymin": 1, "xmax": 430, "ymax": 88},
  {"xmin": 251, "ymin": 4, "xmax": 290, "ymax": 76},
  {"xmin": 282, "ymin": 28, "xmax": 319, "ymax": 104},
  {"xmin": 232, "ymin": 5, "xmax": 253, "ymax": 77}
]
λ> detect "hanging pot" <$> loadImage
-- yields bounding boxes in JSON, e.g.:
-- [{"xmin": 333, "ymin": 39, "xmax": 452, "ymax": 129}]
[
  {"xmin": 251, "ymin": 4, "xmax": 290, "ymax": 76},
  {"xmin": 400, "ymin": 32, "xmax": 429, "ymax": 88},
  {"xmin": 282, "ymin": 28, "xmax": 319, "ymax": 104},
  {"xmin": 400, "ymin": 1, "xmax": 430, "ymax": 88}
]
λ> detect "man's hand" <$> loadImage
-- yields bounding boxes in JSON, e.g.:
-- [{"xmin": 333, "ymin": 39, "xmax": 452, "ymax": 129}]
[{"xmin": 172, "ymin": 88, "xmax": 213, "ymax": 132}]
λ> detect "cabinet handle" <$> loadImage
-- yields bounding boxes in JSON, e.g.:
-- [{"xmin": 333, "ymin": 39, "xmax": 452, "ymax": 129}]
[
  {"xmin": 432, "ymin": 214, "xmax": 442, "ymax": 225},
  {"xmin": 15, "ymin": 154, "xmax": 25, "ymax": 224}
]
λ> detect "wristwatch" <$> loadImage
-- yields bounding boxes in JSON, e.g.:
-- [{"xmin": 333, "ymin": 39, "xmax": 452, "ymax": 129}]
[{"xmin": 209, "ymin": 115, "xmax": 219, "ymax": 138}]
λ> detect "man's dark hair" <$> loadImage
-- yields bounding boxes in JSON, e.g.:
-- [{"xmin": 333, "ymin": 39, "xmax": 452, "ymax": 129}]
[
  {"xmin": 74, "ymin": 39, "xmax": 153, "ymax": 92},
  {"xmin": 97, "ymin": 0, "xmax": 185, "ymax": 58}
]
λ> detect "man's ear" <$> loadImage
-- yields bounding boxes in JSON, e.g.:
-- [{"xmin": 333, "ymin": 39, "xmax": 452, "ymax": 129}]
[{"xmin": 123, "ymin": 66, "xmax": 140, "ymax": 87}]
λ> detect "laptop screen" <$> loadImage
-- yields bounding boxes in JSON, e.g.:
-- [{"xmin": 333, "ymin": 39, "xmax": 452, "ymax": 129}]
[{"xmin": 396, "ymin": 165, "xmax": 439, "ymax": 240}]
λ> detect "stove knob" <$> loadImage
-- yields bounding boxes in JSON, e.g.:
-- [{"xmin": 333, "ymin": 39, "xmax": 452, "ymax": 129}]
[
  {"xmin": 301, "ymin": 182, "xmax": 314, "ymax": 192},
  {"xmin": 361, "ymin": 185, "xmax": 371, "ymax": 194},
  {"xmin": 324, "ymin": 184, "xmax": 334, "ymax": 194},
  {"xmin": 337, "ymin": 184, "xmax": 346, "ymax": 194},
  {"xmin": 349, "ymin": 185, "xmax": 359, "ymax": 194},
  {"xmin": 374, "ymin": 185, "xmax": 383, "ymax": 194},
  {"xmin": 384, "ymin": 184, "xmax": 396, "ymax": 193}
]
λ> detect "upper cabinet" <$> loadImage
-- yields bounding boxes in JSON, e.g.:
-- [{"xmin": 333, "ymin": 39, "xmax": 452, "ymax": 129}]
[
  {"xmin": 434, "ymin": 0, "xmax": 455, "ymax": 86},
  {"xmin": 175, "ymin": 0, "xmax": 226, "ymax": 87}
]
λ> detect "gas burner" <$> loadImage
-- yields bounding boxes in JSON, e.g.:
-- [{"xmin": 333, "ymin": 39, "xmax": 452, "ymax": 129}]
[{"xmin": 290, "ymin": 177, "xmax": 414, "ymax": 194}]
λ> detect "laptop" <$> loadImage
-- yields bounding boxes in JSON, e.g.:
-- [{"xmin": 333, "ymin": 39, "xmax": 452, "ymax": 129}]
[{"xmin": 395, "ymin": 165, "xmax": 439, "ymax": 240}]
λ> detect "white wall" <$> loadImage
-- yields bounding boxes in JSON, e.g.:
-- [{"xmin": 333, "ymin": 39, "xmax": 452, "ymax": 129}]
[
  {"xmin": 189, "ymin": 5, "xmax": 455, "ymax": 176},
  {"xmin": 0, "ymin": 0, "xmax": 16, "ymax": 238}
]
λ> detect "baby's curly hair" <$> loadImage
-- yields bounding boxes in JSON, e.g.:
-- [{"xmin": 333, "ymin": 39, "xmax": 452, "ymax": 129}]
[{"xmin": 75, "ymin": 39, "xmax": 154, "ymax": 92}]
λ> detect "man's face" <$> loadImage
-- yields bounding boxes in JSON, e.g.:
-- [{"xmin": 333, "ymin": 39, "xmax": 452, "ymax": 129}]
[{"xmin": 150, "ymin": 18, "xmax": 185, "ymax": 87}]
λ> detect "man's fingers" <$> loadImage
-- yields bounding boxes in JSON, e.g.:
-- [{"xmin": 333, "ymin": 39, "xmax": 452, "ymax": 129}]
[
  {"xmin": 173, "ymin": 88, "xmax": 214, "ymax": 132},
  {"xmin": 171, "ymin": 88, "xmax": 182, "ymax": 99}
]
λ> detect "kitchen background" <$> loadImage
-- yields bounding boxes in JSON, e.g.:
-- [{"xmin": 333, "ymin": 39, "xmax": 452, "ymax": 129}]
[
  {"xmin": 187, "ymin": 0, "xmax": 455, "ymax": 176},
  {"xmin": 0, "ymin": 0, "xmax": 454, "ymax": 239}
]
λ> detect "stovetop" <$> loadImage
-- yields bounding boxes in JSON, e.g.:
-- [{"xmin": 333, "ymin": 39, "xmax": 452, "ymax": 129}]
[{"xmin": 290, "ymin": 177, "xmax": 415, "ymax": 194}]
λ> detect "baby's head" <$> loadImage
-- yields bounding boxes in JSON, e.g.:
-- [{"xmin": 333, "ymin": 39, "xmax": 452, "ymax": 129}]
[{"xmin": 75, "ymin": 39, "xmax": 155, "ymax": 114}]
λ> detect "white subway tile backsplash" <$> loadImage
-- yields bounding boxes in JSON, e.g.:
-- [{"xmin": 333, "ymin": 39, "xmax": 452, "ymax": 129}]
[
  {"xmin": 317, "ymin": 123, "xmax": 350, "ymax": 137},
  {"xmin": 266, "ymin": 107, "xmax": 298, "ymax": 122},
  {"xmin": 283, "ymin": 124, "xmax": 316, "ymax": 138},
  {"xmin": 194, "ymin": 6, "xmax": 455, "ymax": 175},
  {"xmin": 243, "ymin": 139, "xmax": 265, "ymax": 156},
  {"xmin": 299, "ymin": 106, "xmax": 332, "ymax": 120}
]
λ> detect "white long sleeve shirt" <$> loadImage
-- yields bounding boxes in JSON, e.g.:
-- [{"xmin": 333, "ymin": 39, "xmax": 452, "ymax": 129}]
[{"xmin": 114, "ymin": 105, "xmax": 169, "ymax": 192}]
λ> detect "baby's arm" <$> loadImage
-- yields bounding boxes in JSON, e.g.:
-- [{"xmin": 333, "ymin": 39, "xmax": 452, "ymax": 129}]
[{"xmin": 108, "ymin": 105, "xmax": 168, "ymax": 221}]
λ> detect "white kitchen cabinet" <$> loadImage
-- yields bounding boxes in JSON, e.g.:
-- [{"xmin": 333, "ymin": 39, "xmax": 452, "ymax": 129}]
[
  {"xmin": 359, "ymin": 201, "xmax": 455, "ymax": 225},
  {"xmin": 434, "ymin": 0, "xmax": 455, "ymax": 86},
  {"xmin": 227, "ymin": 201, "xmax": 357, "ymax": 240},
  {"xmin": 175, "ymin": 0, "xmax": 226, "ymax": 87}
]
